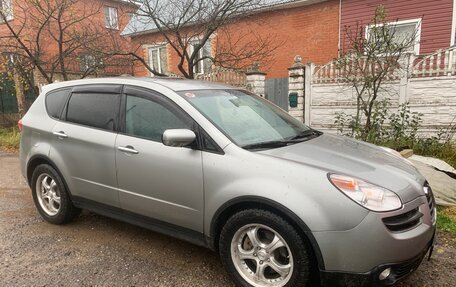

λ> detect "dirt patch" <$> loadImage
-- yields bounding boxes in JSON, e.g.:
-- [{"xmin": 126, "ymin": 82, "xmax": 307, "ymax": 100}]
[{"xmin": 396, "ymin": 231, "xmax": 456, "ymax": 287}]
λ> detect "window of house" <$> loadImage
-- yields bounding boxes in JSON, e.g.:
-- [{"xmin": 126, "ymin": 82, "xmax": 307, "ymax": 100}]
[
  {"xmin": 66, "ymin": 93, "xmax": 121, "ymax": 131},
  {"xmin": 104, "ymin": 6, "xmax": 118, "ymax": 29},
  {"xmin": 148, "ymin": 46, "xmax": 168, "ymax": 74},
  {"xmin": 190, "ymin": 40, "xmax": 213, "ymax": 74},
  {"xmin": 366, "ymin": 19, "xmax": 421, "ymax": 54},
  {"xmin": 80, "ymin": 54, "xmax": 103, "ymax": 72},
  {"xmin": 0, "ymin": 0, "xmax": 14, "ymax": 23},
  {"xmin": 125, "ymin": 95, "xmax": 190, "ymax": 142}
]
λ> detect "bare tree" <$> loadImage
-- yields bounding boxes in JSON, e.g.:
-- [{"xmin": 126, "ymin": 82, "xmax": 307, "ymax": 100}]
[
  {"xmin": 0, "ymin": 0, "xmax": 132, "ymax": 85},
  {"xmin": 335, "ymin": 6, "xmax": 419, "ymax": 140},
  {"xmin": 127, "ymin": 0, "xmax": 280, "ymax": 78}
]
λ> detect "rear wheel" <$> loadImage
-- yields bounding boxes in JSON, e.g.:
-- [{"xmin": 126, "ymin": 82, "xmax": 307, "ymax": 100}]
[
  {"xmin": 219, "ymin": 209, "xmax": 312, "ymax": 287},
  {"xmin": 31, "ymin": 164, "xmax": 81, "ymax": 224}
]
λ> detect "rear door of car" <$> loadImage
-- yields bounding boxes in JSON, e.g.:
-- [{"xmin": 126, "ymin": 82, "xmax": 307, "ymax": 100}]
[
  {"xmin": 49, "ymin": 84, "xmax": 122, "ymax": 207},
  {"xmin": 115, "ymin": 86, "xmax": 204, "ymax": 232}
]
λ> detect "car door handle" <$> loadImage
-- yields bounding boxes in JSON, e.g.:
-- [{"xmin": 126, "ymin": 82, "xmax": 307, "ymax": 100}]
[
  {"xmin": 53, "ymin": 131, "xmax": 68, "ymax": 138},
  {"xmin": 117, "ymin": 146, "xmax": 139, "ymax": 154}
]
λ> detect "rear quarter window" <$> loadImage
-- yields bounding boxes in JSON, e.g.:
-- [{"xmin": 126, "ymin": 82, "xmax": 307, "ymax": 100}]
[
  {"xmin": 45, "ymin": 89, "xmax": 71, "ymax": 119},
  {"xmin": 66, "ymin": 92, "xmax": 121, "ymax": 131}
]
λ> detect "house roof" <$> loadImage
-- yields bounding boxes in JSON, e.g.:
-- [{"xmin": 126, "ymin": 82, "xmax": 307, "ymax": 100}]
[{"xmin": 121, "ymin": 0, "xmax": 326, "ymax": 36}]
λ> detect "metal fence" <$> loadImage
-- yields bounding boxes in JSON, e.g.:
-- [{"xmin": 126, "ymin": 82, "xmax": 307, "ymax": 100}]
[
  {"xmin": 196, "ymin": 68, "xmax": 247, "ymax": 87},
  {"xmin": 0, "ymin": 74, "xmax": 17, "ymax": 114},
  {"xmin": 312, "ymin": 47, "xmax": 456, "ymax": 84},
  {"xmin": 0, "ymin": 73, "xmax": 37, "ymax": 126}
]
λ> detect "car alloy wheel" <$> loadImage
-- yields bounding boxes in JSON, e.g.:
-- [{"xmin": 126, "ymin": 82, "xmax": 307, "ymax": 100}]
[
  {"xmin": 31, "ymin": 164, "xmax": 81, "ymax": 224},
  {"xmin": 231, "ymin": 224, "xmax": 293, "ymax": 287},
  {"xmin": 35, "ymin": 173, "xmax": 61, "ymax": 216}
]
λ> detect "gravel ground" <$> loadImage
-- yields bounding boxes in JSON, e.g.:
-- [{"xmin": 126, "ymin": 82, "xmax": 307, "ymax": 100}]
[{"xmin": 0, "ymin": 151, "xmax": 454, "ymax": 286}]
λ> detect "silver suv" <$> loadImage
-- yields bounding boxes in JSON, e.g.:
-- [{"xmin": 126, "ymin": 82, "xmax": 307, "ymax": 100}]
[{"xmin": 20, "ymin": 78, "xmax": 436, "ymax": 287}]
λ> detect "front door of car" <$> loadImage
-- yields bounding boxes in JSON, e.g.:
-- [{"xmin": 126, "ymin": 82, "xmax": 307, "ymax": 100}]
[{"xmin": 115, "ymin": 86, "xmax": 204, "ymax": 232}]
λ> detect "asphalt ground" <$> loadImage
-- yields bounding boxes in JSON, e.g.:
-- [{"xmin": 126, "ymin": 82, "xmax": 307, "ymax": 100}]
[{"xmin": 0, "ymin": 151, "xmax": 454, "ymax": 286}]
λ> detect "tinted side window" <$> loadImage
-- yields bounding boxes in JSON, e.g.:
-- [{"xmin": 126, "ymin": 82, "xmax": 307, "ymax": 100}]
[
  {"xmin": 46, "ymin": 89, "xmax": 71, "ymax": 119},
  {"xmin": 66, "ymin": 93, "xmax": 120, "ymax": 131},
  {"xmin": 125, "ymin": 95, "xmax": 190, "ymax": 142}
]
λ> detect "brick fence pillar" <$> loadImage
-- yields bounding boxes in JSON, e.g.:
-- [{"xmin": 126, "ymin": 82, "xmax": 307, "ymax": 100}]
[
  {"xmin": 288, "ymin": 55, "xmax": 305, "ymax": 122},
  {"xmin": 246, "ymin": 64, "xmax": 266, "ymax": 97}
]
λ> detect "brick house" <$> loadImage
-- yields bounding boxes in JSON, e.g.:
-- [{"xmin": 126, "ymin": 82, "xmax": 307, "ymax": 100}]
[
  {"xmin": 0, "ymin": 0, "xmax": 136, "ymax": 87},
  {"xmin": 122, "ymin": 0, "xmax": 340, "ymax": 79},
  {"xmin": 124, "ymin": 0, "xmax": 456, "ymax": 81},
  {"xmin": 340, "ymin": 0, "xmax": 456, "ymax": 55}
]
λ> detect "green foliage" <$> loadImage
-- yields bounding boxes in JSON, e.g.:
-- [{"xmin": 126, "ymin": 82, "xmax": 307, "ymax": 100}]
[
  {"xmin": 0, "ymin": 127, "xmax": 20, "ymax": 151},
  {"xmin": 335, "ymin": 100, "xmax": 423, "ymax": 143},
  {"xmin": 334, "ymin": 100, "xmax": 456, "ymax": 168}
]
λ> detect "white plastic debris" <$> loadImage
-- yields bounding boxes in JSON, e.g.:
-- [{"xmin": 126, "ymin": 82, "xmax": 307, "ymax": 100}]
[
  {"xmin": 409, "ymin": 155, "xmax": 456, "ymax": 175},
  {"xmin": 408, "ymin": 156, "xmax": 456, "ymax": 206}
]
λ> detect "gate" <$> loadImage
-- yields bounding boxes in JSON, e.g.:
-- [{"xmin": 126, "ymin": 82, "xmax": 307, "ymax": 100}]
[
  {"xmin": 265, "ymin": 77, "xmax": 289, "ymax": 111},
  {"xmin": 0, "ymin": 74, "xmax": 18, "ymax": 114},
  {"xmin": 0, "ymin": 72, "xmax": 38, "ymax": 126}
]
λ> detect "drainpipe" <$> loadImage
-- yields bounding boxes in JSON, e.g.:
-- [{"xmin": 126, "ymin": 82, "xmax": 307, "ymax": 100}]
[
  {"xmin": 338, "ymin": 0, "xmax": 342, "ymax": 57},
  {"xmin": 451, "ymin": 0, "xmax": 456, "ymax": 46}
]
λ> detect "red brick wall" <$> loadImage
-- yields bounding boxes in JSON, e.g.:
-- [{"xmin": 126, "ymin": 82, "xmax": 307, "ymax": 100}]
[
  {"xmin": 341, "ymin": 0, "xmax": 454, "ymax": 54},
  {"xmin": 131, "ymin": 0, "xmax": 340, "ymax": 79}
]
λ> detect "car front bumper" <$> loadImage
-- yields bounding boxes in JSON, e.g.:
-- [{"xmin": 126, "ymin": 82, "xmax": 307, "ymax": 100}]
[
  {"xmin": 319, "ymin": 230, "xmax": 435, "ymax": 286},
  {"xmin": 314, "ymin": 195, "xmax": 436, "ymax": 287}
]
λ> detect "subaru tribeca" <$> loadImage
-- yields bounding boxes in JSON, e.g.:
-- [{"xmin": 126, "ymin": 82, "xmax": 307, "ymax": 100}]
[{"xmin": 20, "ymin": 78, "xmax": 436, "ymax": 287}]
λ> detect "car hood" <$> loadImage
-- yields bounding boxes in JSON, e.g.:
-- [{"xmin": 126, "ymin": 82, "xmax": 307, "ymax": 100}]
[{"xmin": 258, "ymin": 134, "xmax": 425, "ymax": 203}]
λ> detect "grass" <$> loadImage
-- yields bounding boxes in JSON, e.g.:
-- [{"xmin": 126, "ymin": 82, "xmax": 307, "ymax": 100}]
[
  {"xmin": 0, "ymin": 127, "xmax": 21, "ymax": 152},
  {"xmin": 413, "ymin": 141, "xmax": 456, "ymax": 169},
  {"xmin": 437, "ymin": 206, "xmax": 456, "ymax": 233}
]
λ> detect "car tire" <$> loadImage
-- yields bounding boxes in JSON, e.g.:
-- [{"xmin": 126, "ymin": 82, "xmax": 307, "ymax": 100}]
[
  {"xmin": 31, "ymin": 164, "xmax": 81, "ymax": 224},
  {"xmin": 219, "ymin": 209, "xmax": 312, "ymax": 287}
]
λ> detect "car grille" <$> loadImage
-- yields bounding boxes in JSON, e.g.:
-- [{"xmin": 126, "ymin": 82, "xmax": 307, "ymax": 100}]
[
  {"xmin": 382, "ymin": 208, "xmax": 423, "ymax": 232},
  {"xmin": 423, "ymin": 182, "xmax": 436, "ymax": 221}
]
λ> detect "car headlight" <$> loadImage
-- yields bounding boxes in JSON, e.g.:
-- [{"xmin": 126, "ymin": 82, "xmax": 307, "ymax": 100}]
[{"xmin": 329, "ymin": 174, "xmax": 402, "ymax": 212}]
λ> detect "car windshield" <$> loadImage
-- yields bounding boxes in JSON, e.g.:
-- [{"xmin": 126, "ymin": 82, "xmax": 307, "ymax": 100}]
[{"xmin": 179, "ymin": 89, "xmax": 320, "ymax": 149}]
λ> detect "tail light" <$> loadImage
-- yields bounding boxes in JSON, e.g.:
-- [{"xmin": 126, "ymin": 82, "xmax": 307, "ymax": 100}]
[{"xmin": 17, "ymin": 119, "xmax": 23, "ymax": 131}]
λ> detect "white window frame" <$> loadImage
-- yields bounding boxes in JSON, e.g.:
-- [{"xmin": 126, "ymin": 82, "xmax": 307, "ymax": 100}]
[
  {"xmin": 0, "ymin": 0, "xmax": 14, "ymax": 23},
  {"xmin": 365, "ymin": 18, "xmax": 422, "ymax": 55},
  {"xmin": 147, "ymin": 45, "xmax": 168, "ymax": 75},
  {"xmin": 80, "ymin": 54, "xmax": 102, "ymax": 72},
  {"xmin": 104, "ymin": 6, "xmax": 118, "ymax": 30},
  {"xmin": 189, "ymin": 39, "xmax": 213, "ymax": 75}
]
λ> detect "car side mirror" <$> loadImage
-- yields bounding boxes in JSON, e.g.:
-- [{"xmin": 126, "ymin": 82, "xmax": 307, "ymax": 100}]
[{"xmin": 162, "ymin": 129, "xmax": 196, "ymax": 147}]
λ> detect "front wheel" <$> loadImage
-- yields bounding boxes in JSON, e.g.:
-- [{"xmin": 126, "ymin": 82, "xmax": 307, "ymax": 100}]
[{"xmin": 219, "ymin": 209, "xmax": 313, "ymax": 287}]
